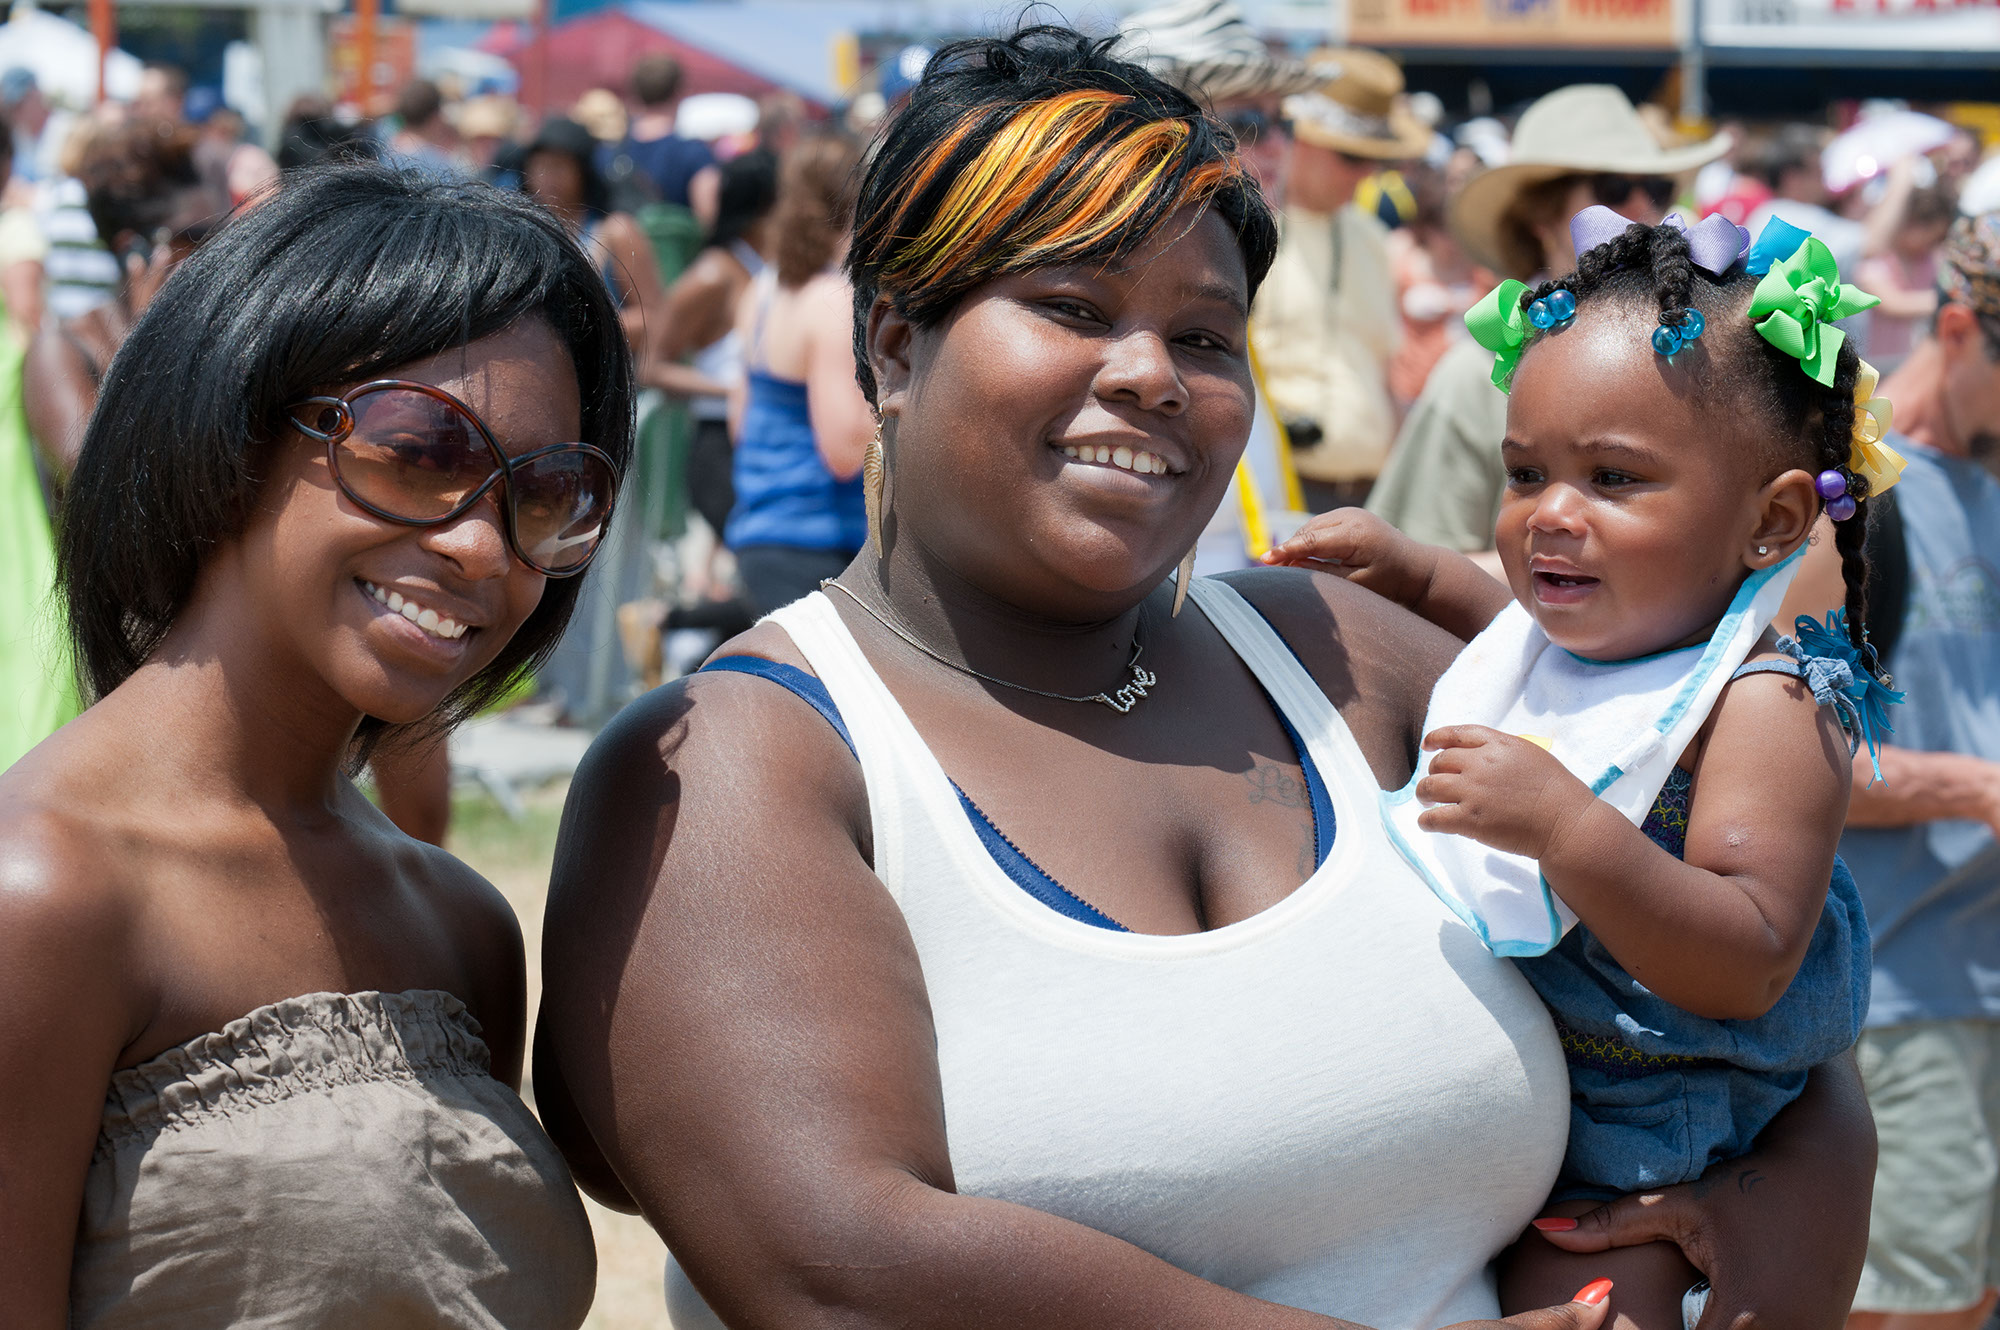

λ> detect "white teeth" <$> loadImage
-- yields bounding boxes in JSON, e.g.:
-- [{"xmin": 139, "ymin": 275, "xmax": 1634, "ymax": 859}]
[
  {"xmin": 1058, "ymin": 443, "xmax": 1171, "ymax": 476},
  {"xmin": 362, "ymin": 580, "xmax": 471, "ymax": 642}
]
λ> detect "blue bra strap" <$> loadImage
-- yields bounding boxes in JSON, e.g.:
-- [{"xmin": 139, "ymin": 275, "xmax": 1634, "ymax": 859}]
[
  {"xmin": 953, "ymin": 789, "xmax": 1130, "ymax": 931},
  {"xmin": 1274, "ymin": 703, "xmax": 1335, "ymax": 866},
  {"xmin": 697, "ymin": 657, "xmax": 856, "ymax": 757},
  {"xmin": 1231, "ymin": 602, "xmax": 1338, "ymax": 866},
  {"xmin": 700, "ymin": 654, "xmax": 1128, "ymax": 930}
]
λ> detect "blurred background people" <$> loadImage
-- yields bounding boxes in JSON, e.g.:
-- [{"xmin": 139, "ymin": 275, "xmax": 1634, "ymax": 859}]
[
  {"xmin": 1365, "ymin": 83, "xmax": 1727, "ymax": 554},
  {"xmin": 1111, "ymin": 0, "xmax": 1328, "ymax": 571},
  {"xmin": 1779, "ymin": 213, "xmax": 2000, "ymax": 1330},
  {"xmin": 24, "ymin": 118, "xmax": 222, "ymax": 485},
  {"xmin": 1250, "ymin": 48, "xmax": 1428, "ymax": 511},
  {"xmin": 1858, "ymin": 184, "xmax": 1956, "ymax": 374},
  {"xmin": 0, "ymin": 114, "xmax": 45, "ymax": 341},
  {"xmin": 650, "ymin": 148, "xmax": 777, "ymax": 545},
  {"xmin": 0, "ymin": 104, "xmax": 67, "ymax": 768},
  {"xmin": 384, "ymin": 78, "xmax": 463, "ymax": 178},
  {"xmin": 520, "ymin": 115, "xmax": 666, "ymax": 359},
  {"xmin": 721, "ymin": 131, "xmax": 871, "ymax": 616},
  {"xmin": 275, "ymin": 93, "xmax": 376, "ymax": 170},
  {"xmin": 609, "ymin": 53, "xmax": 715, "ymax": 210},
  {"xmin": 185, "ymin": 87, "xmax": 277, "ymax": 207},
  {"xmin": 131, "ymin": 62, "xmax": 186, "ymax": 124},
  {"xmin": 618, "ymin": 148, "xmax": 780, "ymax": 681}
]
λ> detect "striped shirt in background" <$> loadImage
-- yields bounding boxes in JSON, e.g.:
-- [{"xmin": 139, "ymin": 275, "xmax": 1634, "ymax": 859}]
[{"xmin": 38, "ymin": 176, "xmax": 116, "ymax": 320}]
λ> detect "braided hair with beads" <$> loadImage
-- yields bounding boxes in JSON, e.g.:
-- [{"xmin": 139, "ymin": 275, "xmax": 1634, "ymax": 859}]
[{"xmin": 1510, "ymin": 219, "xmax": 1877, "ymax": 666}]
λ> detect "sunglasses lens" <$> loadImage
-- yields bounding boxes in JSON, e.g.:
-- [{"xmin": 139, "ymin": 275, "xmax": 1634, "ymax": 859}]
[
  {"xmin": 334, "ymin": 389, "xmax": 497, "ymax": 523},
  {"xmin": 1592, "ymin": 174, "xmax": 1678, "ymax": 210},
  {"xmin": 509, "ymin": 448, "xmax": 618, "ymax": 573}
]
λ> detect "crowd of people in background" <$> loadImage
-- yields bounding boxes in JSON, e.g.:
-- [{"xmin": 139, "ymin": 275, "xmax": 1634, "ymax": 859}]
[{"xmin": 0, "ymin": 3, "xmax": 1998, "ymax": 1324}]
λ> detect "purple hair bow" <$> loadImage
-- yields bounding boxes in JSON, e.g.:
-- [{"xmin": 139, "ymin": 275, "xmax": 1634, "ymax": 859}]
[{"xmin": 1569, "ymin": 205, "xmax": 1749, "ymax": 277}]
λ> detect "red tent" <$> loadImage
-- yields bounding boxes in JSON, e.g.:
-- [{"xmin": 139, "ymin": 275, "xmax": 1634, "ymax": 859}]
[{"xmin": 481, "ymin": 11, "xmax": 800, "ymax": 111}]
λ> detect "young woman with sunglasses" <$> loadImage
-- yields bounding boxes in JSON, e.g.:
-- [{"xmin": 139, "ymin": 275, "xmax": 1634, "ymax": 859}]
[{"xmin": 0, "ymin": 162, "xmax": 631, "ymax": 1328}]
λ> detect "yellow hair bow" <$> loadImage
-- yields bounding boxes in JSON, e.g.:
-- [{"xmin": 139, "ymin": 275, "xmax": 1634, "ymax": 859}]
[{"xmin": 1848, "ymin": 360, "xmax": 1904, "ymax": 497}]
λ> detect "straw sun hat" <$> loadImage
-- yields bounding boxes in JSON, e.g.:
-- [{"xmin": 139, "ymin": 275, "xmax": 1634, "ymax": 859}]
[
  {"xmin": 1450, "ymin": 84, "xmax": 1729, "ymax": 278},
  {"xmin": 1282, "ymin": 48, "xmax": 1430, "ymax": 161}
]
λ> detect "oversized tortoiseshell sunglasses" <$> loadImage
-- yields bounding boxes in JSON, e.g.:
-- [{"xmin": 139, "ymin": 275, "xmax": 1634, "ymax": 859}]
[{"xmin": 289, "ymin": 379, "xmax": 619, "ymax": 577}]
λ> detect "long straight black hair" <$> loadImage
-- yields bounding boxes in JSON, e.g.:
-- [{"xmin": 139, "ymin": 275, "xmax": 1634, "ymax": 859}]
[{"xmin": 58, "ymin": 161, "xmax": 636, "ymax": 742}]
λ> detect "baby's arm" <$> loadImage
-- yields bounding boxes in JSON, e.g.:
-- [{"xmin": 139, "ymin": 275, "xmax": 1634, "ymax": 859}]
[
  {"xmin": 1261, "ymin": 510, "xmax": 1513, "ymax": 642},
  {"xmin": 1417, "ymin": 663, "xmax": 1851, "ymax": 1020}
]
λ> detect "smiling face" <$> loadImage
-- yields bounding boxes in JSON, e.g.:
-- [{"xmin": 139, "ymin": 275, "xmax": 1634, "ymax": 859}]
[
  {"xmin": 1497, "ymin": 301, "xmax": 1811, "ymax": 660},
  {"xmin": 870, "ymin": 207, "xmax": 1255, "ymax": 620},
  {"xmin": 226, "ymin": 320, "xmax": 580, "ymax": 725}
]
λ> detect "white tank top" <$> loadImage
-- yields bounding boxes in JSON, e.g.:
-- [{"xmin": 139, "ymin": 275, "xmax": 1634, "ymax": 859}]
[{"xmin": 667, "ymin": 578, "xmax": 1568, "ymax": 1329}]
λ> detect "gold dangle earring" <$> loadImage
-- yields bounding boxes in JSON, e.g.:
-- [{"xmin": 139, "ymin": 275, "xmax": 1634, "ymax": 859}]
[
  {"xmin": 1171, "ymin": 544, "xmax": 1198, "ymax": 617},
  {"xmin": 864, "ymin": 418, "xmax": 886, "ymax": 558}
]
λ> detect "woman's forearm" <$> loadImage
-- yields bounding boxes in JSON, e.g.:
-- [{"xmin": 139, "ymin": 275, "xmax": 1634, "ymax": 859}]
[
  {"xmin": 676, "ymin": 1174, "xmax": 1357, "ymax": 1330},
  {"xmin": 1848, "ymin": 745, "xmax": 2000, "ymax": 834}
]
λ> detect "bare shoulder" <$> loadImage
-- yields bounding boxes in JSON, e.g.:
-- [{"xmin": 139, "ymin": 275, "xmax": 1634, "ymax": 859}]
[
  {"xmin": 556, "ymin": 624, "xmax": 865, "ymax": 905},
  {"xmin": 1217, "ymin": 566, "xmax": 1460, "ymax": 788},
  {"xmin": 1700, "ymin": 639, "xmax": 1853, "ymax": 802},
  {"xmin": 0, "ymin": 773, "xmax": 147, "ymax": 1036}
]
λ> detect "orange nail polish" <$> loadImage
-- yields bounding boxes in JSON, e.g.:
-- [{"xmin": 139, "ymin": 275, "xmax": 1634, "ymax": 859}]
[
  {"xmin": 1532, "ymin": 1217, "xmax": 1578, "ymax": 1232},
  {"xmin": 1574, "ymin": 1278, "xmax": 1613, "ymax": 1306}
]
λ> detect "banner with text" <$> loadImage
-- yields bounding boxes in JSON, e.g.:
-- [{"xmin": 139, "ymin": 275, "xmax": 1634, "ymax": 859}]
[
  {"xmin": 1346, "ymin": 0, "xmax": 1682, "ymax": 48},
  {"xmin": 1705, "ymin": 0, "xmax": 2000, "ymax": 51}
]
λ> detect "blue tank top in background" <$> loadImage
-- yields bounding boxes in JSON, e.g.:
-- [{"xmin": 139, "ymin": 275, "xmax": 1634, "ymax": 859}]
[
  {"xmin": 1838, "ymin": 440, "xmax": 2000, "ymax": 1028},
  {"xmin": 725, "ymin": 284, "xmax": 867, "ymax": 555}
]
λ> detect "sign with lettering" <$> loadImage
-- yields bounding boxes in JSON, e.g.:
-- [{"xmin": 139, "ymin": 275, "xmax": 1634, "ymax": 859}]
[
  {"xmin": 1345, "ymin": 0, "xmax": 1682, "ymax": 47},
  {"xmin": 1705, "ymin": 0, "xmax": 2000, "ymax": 50}
]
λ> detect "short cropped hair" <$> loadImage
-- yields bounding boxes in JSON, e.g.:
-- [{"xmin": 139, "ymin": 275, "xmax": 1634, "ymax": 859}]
[
  {"xmin": 395, "ymin": 78, "xmax": 445, "ymax": 131},
  {"xmin": 58, "ymin": 163, "xmax": 635, "ymax": 743},
  {"xmin": 845, "ymin": 25, "xmax": 1278, "ymax": 405},
  {"xmin": 631, "ymin": 54, "xmax": 683, "ymax": 108}
]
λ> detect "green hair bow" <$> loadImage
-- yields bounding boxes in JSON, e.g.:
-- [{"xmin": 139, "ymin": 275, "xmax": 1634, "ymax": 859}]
[
  {"xmin": 1465, "ymin": 279, "xmax": 1530, "ymax": 391},
  {"xmin": 1746, "ymin": 235, "xmax": 1880, "ymax": 387}
]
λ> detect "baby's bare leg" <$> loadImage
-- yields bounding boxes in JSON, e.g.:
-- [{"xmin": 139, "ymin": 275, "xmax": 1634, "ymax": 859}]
[{"xmin": 1501, "ymin": 1198, "xmax": 1703, "ymax": 1330}]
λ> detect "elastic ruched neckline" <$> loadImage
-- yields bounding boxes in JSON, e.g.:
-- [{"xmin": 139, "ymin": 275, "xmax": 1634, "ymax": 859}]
[{"xmin": 97, "ymin": 989, "xmax": 490, "ymax": 1161}]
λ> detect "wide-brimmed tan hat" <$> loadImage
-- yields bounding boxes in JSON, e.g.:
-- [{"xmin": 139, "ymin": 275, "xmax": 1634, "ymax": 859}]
[
  {"xmin": 1282, "ymin": 48, "xmax": 1430, "ymax": 161},
  {"xmin": 1450, "ymin": 84, "xmax": 1730, "ymax": 277},
  {"xmin": 1113, "ymin": 0, "xmax": 1337, "ymax": 103}
]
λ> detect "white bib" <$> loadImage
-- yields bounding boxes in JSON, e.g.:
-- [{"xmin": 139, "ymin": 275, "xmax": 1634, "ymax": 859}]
[{"xmin": 1381, "ymin": 550, "xmax": 1803, "ymax": 957}]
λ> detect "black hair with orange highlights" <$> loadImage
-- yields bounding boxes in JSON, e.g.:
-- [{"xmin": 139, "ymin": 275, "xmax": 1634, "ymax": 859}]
[{"xmin": 844, "ymin": 25, "xmax": 1278, "ymax": 405}]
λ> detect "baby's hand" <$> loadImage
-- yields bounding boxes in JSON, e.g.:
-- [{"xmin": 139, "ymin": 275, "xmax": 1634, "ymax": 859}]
[
  {"xmin": 1260, "ymin": 509, "xmax": 1436, "ymax": 608},
  {"xmin": 1416, "ymin": 726, "xmax": 1595, "ymax": 860}
]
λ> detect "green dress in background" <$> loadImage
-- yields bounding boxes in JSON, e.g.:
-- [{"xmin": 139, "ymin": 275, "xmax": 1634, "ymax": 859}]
[{"xmin": 0, "ymin": 324, "xmax": 79, "ymax": 768}]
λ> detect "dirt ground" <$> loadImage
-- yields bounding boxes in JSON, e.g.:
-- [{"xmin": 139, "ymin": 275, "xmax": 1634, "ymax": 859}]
[{"xmin": 450, "ymin": 780, "xmax": 675, "ymax": 1330}]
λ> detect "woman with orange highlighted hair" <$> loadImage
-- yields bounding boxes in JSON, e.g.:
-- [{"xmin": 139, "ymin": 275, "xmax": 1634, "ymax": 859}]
[{"xmin": 537, "ymin": 27, "xmax": 1873, "ymax": 1330}]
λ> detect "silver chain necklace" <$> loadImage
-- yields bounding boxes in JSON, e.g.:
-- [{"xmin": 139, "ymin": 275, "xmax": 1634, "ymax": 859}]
[{"xmin": 820, "ymin": 579, "xmax": 1158, "ymax": 714}]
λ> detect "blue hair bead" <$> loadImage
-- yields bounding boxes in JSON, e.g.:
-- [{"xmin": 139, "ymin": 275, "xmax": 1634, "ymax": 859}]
[
  {"xmin": 1652, "ymin": 325, "xmax": 1682, "ymax": 356},
  {"xmin": 1827, "ymin": 493, "xmax": 1858, "ymax": 522},
  {"xmin": 1678, "ymin": 308, "xmax": 1705, "ymax": 340},
  {"xmin": 1547, "ymin": 289, "xmax": 1577, "ymax": 321},
  {"xmin": 1815, "ymin": 469, "xmax": 1848, "ymax": 500},
  {"xmin": 1528, "ymin": 298, "xmax": 1556, "ymax": 330}
]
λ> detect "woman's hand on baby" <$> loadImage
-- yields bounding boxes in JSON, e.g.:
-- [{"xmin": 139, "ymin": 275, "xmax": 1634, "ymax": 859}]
[
  {"xmin": 1441, "ymin": 1279, "xmax": 1615, "ymax": 1330},
  {"xmin": 1416, "ymin": 726, "xmax": 1596, "ymax": 861},
  {"xmin": 1261, "ymin": 509, "xmax": 1438, "ymax": 608}
]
